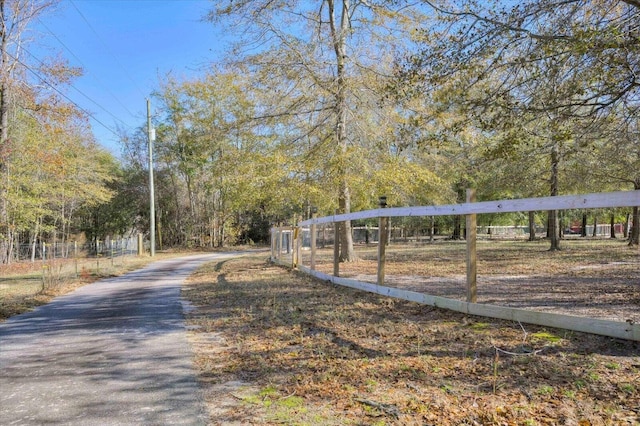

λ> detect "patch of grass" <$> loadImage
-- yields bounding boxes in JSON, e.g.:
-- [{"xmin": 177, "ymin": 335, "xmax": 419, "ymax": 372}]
[
  {"xmin": 365, "ymin": 378, "xmax": 378, "ymax": 391},
  {"xmin": 242, "ymin": 385, "xmax": 313, "ymax": 424},
  {"xmin": 278, "ymin": 395, "xmax": 305, "ymax": 409},
  {"xmin": 535, "ymin": 385, "xmax": 555, "ymax": 396},
  {"xmin": 619, "ymin": 383, "xmax": 636, "ymax": 394},
  {"xmin": 470, "ymin": 321, "xmax": 491, "ymax": 330},
  {"xmin": 259, "ymin": 385, "xmax": 278, "ymax": 398},
  {"xmin": 531, "ymin": 331, "xmax": 563, "ymax": 344}
]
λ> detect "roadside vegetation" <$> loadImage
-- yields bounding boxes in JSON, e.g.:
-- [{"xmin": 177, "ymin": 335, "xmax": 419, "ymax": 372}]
[
  {"xmin": 183, "ymin": 252, "xmax": 640, "ymax": 425},
  {"xmin": 0, "ymin": 252, "xmax": 186, "ymax": 321}
]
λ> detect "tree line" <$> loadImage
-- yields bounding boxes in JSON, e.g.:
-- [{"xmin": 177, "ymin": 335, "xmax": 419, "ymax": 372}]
[
  {"xmin": 0, "ymin": 0, "xmax": 117, "ymax": 263},
  {"xmin": 1, "ymin": 0, "xmax": 638, "ymax": 264}
]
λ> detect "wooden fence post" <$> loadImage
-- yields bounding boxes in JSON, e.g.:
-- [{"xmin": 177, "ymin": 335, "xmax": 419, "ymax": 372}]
[
  {"xmin": 274, "ymin": 227, "xmax": 279, "ymax": 261},
  {"xmin": 466, "ymin": 188, "xmax": 477, "ymax": 303},
  {"xmin": 292, "ymin": 227, "xmax": 297, "ymax": 268},
  {"xmin": 310, "ymin": 209, "xmax": 317, "ymax": 270},
  {"xmin": 297, "ymin": 225, "xmax": 302, "ymax": 267},
  {"xmin": 377, "ymin": 196, "xmax": 388, "ymax": 287},
  {"xmin": 41, "ymin": 242, "xmax": 47, "ymax": 290},
  {"xmin": 109, "ymin": 237, "xmax": 114, "ymax": 267},
  {"xmin": 293, "ymin": 217, "xmax": 301, "ymax": 269},
  {"xmin": 270, "ymin": 227, "xmax": 275, "ymax": 261},
  {"xmin": 279, "ymin": 227, "xmax": 285, "ymax": 262},
  {"xmin": 333, "ymin": 219, "xmax": 340, "ymax": 277},
  {"xmin": 137, "ymin": 233, "xmax": 143, "ymax": 256}
]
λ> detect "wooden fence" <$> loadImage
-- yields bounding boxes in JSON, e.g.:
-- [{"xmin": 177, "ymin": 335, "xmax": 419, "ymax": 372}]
[{"xmin": 271, "ymin": 190, "xmax": 640, "ymax": 341}]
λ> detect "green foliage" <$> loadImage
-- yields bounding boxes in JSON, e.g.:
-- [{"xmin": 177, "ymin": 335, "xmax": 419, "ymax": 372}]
[
  {"xmin": 4, "ymin": 104, "xmax": 117, "ymax": 252},
  {"xmin": 2, "ymin": 0, "xmax": 638, "ymax": 258},
  {"xmin": 531, "ymin": 331, "xmax": 562, "ymax": 344},
  {"xmin": 78, "ymin": 167, "xmax": 144, "ymax": 243},
  {"xmin": 0, "ymin": 0, "xmax": 121, "ymax": 262}
]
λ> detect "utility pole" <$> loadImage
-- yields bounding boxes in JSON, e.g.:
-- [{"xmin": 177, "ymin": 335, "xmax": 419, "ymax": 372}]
[{"xmin": 147, "ymin": 99, "xmax": 156, "ymax": 257}]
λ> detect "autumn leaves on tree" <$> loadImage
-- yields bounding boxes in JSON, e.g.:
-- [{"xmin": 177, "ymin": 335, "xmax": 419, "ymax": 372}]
[
  {"xmin": 1, "ymin": 0, "xmax": 638, "ymax": 262},
  {"xmin": 0, "ymin": 0, "xmax": 116, "ymax": 263}
]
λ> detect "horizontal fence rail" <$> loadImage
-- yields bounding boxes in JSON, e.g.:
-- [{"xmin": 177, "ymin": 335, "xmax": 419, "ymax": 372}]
[
  {"xmin": 299, "ymin": 190, "xmax": 640, "ymax": 226},
  {"xmin": 274, "ymin": 190, "xmax": 640, "ymax": 341}
]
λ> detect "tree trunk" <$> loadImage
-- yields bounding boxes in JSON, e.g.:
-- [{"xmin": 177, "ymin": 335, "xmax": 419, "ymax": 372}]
[
  {"xmin": 630, "ymin": 181, "xmax": 640, "ymax": 246},
  {"xmin": 338, "ymin": 182, "xmax": 356, "ymax": 262},
  {"xmin": 452, "ymin": 216, "xmax": 462, "ymax": 240},
  {"xmin": 581, "ymin": 214, "xmax": 587, "ymax": 237},
  {"xmin": 0, "ymin": 0, "xmax": 10, "ymax": 264},
  {"xmin": 528, "ymin": 211, "xmax": 536, "ymax": 241},
  {"xmin": 30, "ymin": 221, "xmax": 40, "ymax": 263},
  {"xmin": 592, "ymin": 215, "xmax": 597, "ymax": 237},
  {"xmin": 157, "ymin": 208, "xmax": 163, "ymax": 250},
  {"xmin": 548, "ymin": 210, "xmax": 560, "ymax": 248},
  {"xmin": 4, "ymin": 218, "xmax": 14, "ymax": 262},
  {"xmin": 220, "ymin": 217, "xmax": 226, "ymax": 247},
  {"xmin": 429, "ymin": 216, "xmax": 435, "ymax": 243},
  {"xmin": 610, "ymin": 214, "xmax": 616, "ymax": 239},
  {"xmin": 630, "ymin": 206, "xmax": 639, "ymax": 246},
  {"xmin": 624, "ymin": 213, "xmax": 630, "ymax": 238},
  {"xmin": 548, "ymin": 140, "xmax": 561, "ymax": 251},
  {"xmin": 329, "ymin": 0, "xmax": 357, "ymax": 262},
  {"xmin": 185, "ymin": 173, "xmax": 199, "ymax": 244}
]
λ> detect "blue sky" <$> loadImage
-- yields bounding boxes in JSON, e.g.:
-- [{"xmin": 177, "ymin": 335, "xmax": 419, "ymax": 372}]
[{"xmin": 33, "ymin": 0, "xmax": 226, "ymax": 156}]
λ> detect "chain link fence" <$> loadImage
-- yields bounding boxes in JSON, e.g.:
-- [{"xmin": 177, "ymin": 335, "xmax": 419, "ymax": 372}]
[
  {"xmin": 10, "ymin": 237, "xmax": 140, "ymax": 262},
  {"xmin": 1, "ymin": 236, "xmax": 143, "ymax": 305}
]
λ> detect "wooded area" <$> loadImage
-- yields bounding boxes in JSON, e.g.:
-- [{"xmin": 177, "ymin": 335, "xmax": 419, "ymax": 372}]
[
  {"xmin": 0, "ymin": 0, "xmax": 117, "ymax": 264},
  {"xmin": 1, "ymin": 0, "xmax": 639, "ymax": 264}
]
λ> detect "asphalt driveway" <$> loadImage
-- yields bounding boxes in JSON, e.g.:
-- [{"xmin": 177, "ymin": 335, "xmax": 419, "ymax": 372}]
[{"xmin": 0, "ymin": 253, "xmax": 232, "ymax": 425}]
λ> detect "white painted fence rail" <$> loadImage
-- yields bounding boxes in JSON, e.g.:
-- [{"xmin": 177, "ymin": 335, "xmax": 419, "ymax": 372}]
[
  {"xmin": 298, "ymin": 190, "xmax": 639, "ymax": 226},
  {"xmin": 272, "ymin": 190, "xmax": 640, "ymax": 341}
]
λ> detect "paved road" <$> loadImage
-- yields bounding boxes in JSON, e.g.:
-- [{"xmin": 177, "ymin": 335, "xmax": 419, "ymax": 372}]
[{"xmin": 0, "ymin": 253, "xmax": 233, "ymax": 425}]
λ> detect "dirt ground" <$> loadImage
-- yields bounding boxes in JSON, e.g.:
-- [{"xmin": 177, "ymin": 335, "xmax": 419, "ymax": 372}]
[
  {"xmin": 345, "ymin": 272, "xmax": 640, "ymax": 324},
  {"xmin": 308, "ymin": 239, "xmax": 640, "ymax": 323},
  {"xmin": 182, "ymin": 247, "xmax": 640, "ymax": 425}
]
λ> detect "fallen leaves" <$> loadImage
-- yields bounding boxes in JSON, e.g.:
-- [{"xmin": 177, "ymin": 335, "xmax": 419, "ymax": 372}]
[{"xmin": 183, "ymin": 252, "xmax": 640, "ymax": 425}]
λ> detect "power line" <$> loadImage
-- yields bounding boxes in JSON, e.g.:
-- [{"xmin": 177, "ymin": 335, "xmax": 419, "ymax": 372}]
[
  {"xmin": 69, "ymin": 0, "xmax": 147, "ymax": 99},
  {"xmin": 22, "ymin": 46, "xmax": 132, "ymax": 131},
  {"xmin": 37, "ymin": 18, "xmax": 138, "ymax": 120},
  {"xmin": 6, "ymin": 50, "xmax": 122, "ymax": 139}
]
